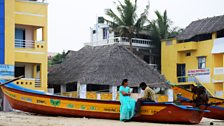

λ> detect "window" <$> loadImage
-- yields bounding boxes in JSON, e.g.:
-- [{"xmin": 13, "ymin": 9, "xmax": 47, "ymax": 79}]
[
  {"xmin": 15, "ymin": 28, "xmax": 25, "ymax": 48},
  {"xmin": 36, "ymin": 28, "xmax": 43, "ymax": 42},
  {"xmin": 198, "ymin": 56, "xmax": 206, "ymax": 69},
  {"xmin": 186, "ymin": 52, "xmax": 191, "ymax": 56},
  {"xmin": 102, "ymin": 28, "xmax": 108, "ymax": 39},
  {"xmin": 92, "ymin": 30, "xmax": 96, "ymax": 34}
]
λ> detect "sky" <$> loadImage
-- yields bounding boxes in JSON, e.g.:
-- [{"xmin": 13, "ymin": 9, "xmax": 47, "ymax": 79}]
[{"xmin": 48, "ymin": 0, "xmax": 224, "ymax": 53}]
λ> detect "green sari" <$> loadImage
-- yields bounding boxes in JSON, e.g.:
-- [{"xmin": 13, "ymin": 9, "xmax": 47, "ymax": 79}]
[{"xmin": 119, "ymin": 86, "xmax": 136, "ymax": 121}]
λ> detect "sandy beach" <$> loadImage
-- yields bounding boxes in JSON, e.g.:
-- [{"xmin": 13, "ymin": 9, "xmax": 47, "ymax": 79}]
[{"xmin": 0, "ymin": 111, "xmax": 223, "ymax": 126}]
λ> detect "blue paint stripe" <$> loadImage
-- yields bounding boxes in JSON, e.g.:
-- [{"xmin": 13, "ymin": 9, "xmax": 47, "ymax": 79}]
[
  {"xmin": 210, "ymin": 105, "xmax": 224, "ymax": 110},
  {"xmin": 0, "ymin": 0, "xmax": 4, "ymax": 64}
]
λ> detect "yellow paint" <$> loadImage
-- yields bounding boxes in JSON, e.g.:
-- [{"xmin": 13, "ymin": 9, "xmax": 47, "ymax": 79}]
[
  {"xmin": 161, "ymin": 39, "xmax": 178, "ymax": 83},
  {"xmin": 172, "ymin": 87, "xmax": 194, "ymax": 100},
  {"xmin": 157, "ymin": 95, "xmax": 168, "ymax": 102},
  {"xmin": 214, "ymin": 54, "xmax": 223, "ymax": 67},
  {"xmin": 176, "ymin": 42, "xmax": 197, "ymax": 52},
  {"xmin": 215, "ymin": 83, "xmax": 223, "ymax": 91},
  {"xmin": 162, "ymin": 33, "xmax": 224, "ymax": 98},
  {"xmin": 101, "ymin": 93, "xmax": 112, "ymax": 100},
  {"xmin": 86, "ymin": 92, "xmax": 97, "ymax": 99},
  {"xmin": 3, "ymin": 0, "xmax": 48, "ymax": 92},
  {"xmin": 4, "ymin": 0, "xmax": 15, "ymax": 65},
  {"xmin": 213, "ymin": 75, "xmax": 224, "ymax": 82},
  {"xmin": 212, "ymin": 33, "xmax": 217, "ymax": 39},
  {"xmin": 15, "ymin": 79, "xmax": 35, "ymax": 89},
  {"xmin": 15, "ymin": 1, "xmax": 47, "ymax": 26},
  {"xmin": 62, "ymin": 91, "xmax": 77, "ymax": 98},
  {"xmin": 2, "ymin": 87, "xmax": 166, "ymax": 115}
]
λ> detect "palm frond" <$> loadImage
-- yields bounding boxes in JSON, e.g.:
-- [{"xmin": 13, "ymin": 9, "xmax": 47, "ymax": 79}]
[{"xmin": 105, "ymin": 9, "xmax": 123, "ymax": 25}]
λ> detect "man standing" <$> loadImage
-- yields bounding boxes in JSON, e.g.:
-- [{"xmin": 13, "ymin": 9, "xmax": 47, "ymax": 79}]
[{"xmin": 134, "ymin": 82, "xmax": 156, "ymax": 116}]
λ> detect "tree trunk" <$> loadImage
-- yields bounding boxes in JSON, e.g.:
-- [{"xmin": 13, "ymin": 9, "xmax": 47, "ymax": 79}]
[{"xmin": 128, "ymin": 37, "xmax": 133, "ymax": 52}]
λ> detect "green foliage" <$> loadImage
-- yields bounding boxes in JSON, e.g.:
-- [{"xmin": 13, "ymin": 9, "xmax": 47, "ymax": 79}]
[
  {"xmin": 48, "ymin": 51, "xmax": 66, "ymax": 66},
  {"xmin": 149, "ymin": 10, "xmax": 182, "ymax": 44},
  {"xmin": 105, "ymin": 0, "xmax": 149, "ymax": 52}
]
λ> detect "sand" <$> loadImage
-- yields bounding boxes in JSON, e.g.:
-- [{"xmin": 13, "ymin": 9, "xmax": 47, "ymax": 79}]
[{"xmin": 0, "ymin": 111, "xmax": 224, "ymax": 126}]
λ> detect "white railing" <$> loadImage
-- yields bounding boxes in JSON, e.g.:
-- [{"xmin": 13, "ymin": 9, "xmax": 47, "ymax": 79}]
[
  {"xmin": 15, "ymin": 39, "xmax": 44, "ymax": 48},
  {"xmin": 85, "ymin": 37, "xmax": 153, "ymax": 48},
  {"xmin": 21, "ymin": 0, "xmax": 47, "ymax": 3},
  {"xmin": 35, "ymin": 78, "xmax": 41, "ymax": 87},
  {"xmin": 15, "ymin": 39, "xmax": 35, "ymax": 48},
  {"xmin": 214, "ymin": 67, "xmax": 224, "ymax": 75}
]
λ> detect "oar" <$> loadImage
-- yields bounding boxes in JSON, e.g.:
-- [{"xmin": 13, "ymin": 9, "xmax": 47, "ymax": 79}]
[{"xmin": 0, "ymin": 76, "xmax": 24, "ymax": 86}]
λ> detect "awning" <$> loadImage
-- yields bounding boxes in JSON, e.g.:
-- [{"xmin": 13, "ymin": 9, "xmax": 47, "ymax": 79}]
[{"xmin": 211, "ymin": 38, "xmax": 224, "ymax": 54}]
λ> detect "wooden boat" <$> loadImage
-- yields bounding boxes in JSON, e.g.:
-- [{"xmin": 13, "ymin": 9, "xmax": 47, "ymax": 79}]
[
  {"xmin": 173, "ymin": 86, "xmax": 224, "ymax": 120},
  {"xmin": 0, "ymin": 81, "xmax": 206, "ymax": 124}
]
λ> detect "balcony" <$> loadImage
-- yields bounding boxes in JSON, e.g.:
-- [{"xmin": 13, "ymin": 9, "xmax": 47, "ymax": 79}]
[
  {"xmin": 15, "ymin": 78, "xmax": 41, "ymax": 89},
  {"xmin": 213, "ymin": 67, "xmax": 224, "ymax": 83},
  {"xmin": 176, "ymin": 42, "xmax": 197, "ymax": 52},
  {"xmin": 15, "ymin": 39, "xmax": 46, "ymax": 51},
  {"xmin": 85, "ymin": 37, "xmax": 154, "ymax": 48}
]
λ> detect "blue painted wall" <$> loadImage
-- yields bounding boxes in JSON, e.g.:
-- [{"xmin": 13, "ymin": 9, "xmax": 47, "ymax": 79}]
[{"xmin": 0, "ymin": 0, "xmax": 4, "ymax": 64}]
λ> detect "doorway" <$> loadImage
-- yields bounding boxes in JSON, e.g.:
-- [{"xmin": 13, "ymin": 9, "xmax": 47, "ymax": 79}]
[{"xmin": 177, "ymin": 64, "xmax": 186, "ymax": 82}]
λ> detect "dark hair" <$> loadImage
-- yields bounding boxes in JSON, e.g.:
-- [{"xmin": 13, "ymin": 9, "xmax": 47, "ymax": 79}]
[
  {"xmin": 140, "ymin": 82, "xmax": 147, "ymax": 88},
  {"xmin": 121, "ymin": 79, "xmax": 128, "ymax": 85}
]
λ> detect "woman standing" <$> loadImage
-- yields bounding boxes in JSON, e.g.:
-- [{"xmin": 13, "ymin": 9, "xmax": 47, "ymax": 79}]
[{"xmin": 119, "ymin": 79, "xmax": 136, "ymax": 121}]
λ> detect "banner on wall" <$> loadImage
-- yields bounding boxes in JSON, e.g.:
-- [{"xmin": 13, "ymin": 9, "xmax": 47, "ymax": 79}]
[
  {"xmin": 0, "ymin": 64, "xmax": 14, "ymax": 77},
  {"xmin": 187, "ymin": 68, "xmax": 210, "ymax": 76},
  {"xmin": 187, "ymin": 68, "xmax": 210, "ymax": 83}
]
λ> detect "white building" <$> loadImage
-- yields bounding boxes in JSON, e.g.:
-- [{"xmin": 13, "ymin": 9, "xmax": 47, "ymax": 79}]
[{"xmin": 85, "ymin": 17, "xmax": 159, "ymax": 69}]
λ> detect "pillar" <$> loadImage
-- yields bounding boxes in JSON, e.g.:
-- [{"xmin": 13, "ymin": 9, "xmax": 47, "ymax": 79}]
[
  {"xmin": 33, "ymin": 64, "xmax": 37, "ymax": 78},
  {"xmin": 60, "ymin": 84, "xmax": 66, "ymax": 93},
  {"xmin": 110, "ymin": 85, "xmax": 117, "ymax": 101},
  {"xmin": 166, "ymin": 89, "xmax": 174, "ymax": 102},
  {"xmin": 78, "ymin": 84, "xmax": 86, "ymax": 99}
]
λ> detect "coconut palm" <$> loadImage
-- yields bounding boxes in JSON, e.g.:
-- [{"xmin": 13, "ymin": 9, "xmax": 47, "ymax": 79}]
[
  {"xmin": 149, "ymin": 10, "xmax": 182, "ymax": 70},
  {"xmin": 149, "ymin": 10, "xmax": 182, "ymax": 44},
  {"xmin": 105, "ymin": 0, "xmax": 149, "ymax": 52},
  {"xmin": 150, "ymin": 10, "xmax": 170, "ymax": 43}
]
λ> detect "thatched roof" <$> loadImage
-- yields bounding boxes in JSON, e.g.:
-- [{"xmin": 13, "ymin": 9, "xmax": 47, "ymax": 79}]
[
  {"xmin": 48, "ymin": 44, "xmax": 168, "ymax": 88},
  {"xmin": 177, "ymin": 15, "xmax": 224, "ymax": 41}
]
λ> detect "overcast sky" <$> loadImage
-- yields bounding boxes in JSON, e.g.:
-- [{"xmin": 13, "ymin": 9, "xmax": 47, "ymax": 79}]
[{"xmin": 48, "ymin": 0, "xmax": 224, "ymax": 53}]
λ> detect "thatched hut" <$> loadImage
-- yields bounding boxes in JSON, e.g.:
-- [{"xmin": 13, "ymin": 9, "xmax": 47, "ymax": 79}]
[
  {"xmin": 48, "ymin": 44, "xmax": 169, "ymax": 100},
  {"xmin": 177, "ymin": 15, "xmax": 224, "ymax": 42}
]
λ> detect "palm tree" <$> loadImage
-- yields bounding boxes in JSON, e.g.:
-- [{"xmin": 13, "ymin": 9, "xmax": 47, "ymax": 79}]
[
  {"xmin": 149, "ymin": 10, "xmax": 169, "ymax": 43},
  {"xmin": 105, "ymin": 0, "xmax": 149, "ymax": 52},
  {"xmin": 149, "ymin": 10, "xmax": 182, "ymax": 70},
  {"xmin": 149, "ymin": 10, "xmax": 182, "ymax": 44}
]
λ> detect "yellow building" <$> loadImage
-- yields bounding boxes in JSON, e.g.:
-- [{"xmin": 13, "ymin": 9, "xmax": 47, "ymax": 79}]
[
  {"xmin": 162, "ymin": 15, "xmax": 224, "ymax": 98},
  {"xmin": 0, "ymin": 0, "xmax": 48, "ymax": 92}
]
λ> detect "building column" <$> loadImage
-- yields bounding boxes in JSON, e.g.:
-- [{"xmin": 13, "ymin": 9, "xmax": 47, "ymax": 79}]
[
  {"xmin": 212, "ymin": 32, "xmax": 217, "ymax": 40},
  {"xmin": 33, "ymin": 64, "xmax": 37, "ymax": 78},
  {"xmin": 4, "ymin": 0, "xmax": 15, "ymax": 66},
  {"xmin": 110, "ymin": 85, "xmax": 117, "ymax": 101},
  {"xmin": 166, "ymin": 89, "xmax": 174, "ymax": 102},
  {"xmin": 60, "ymin": 84, "xmax": 66, "ymax": 93}
]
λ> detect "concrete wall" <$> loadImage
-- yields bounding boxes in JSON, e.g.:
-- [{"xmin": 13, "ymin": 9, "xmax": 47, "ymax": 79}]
[{"xmin": 162, "ymin": 33, "xmax": 224, "ymax": 98}]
